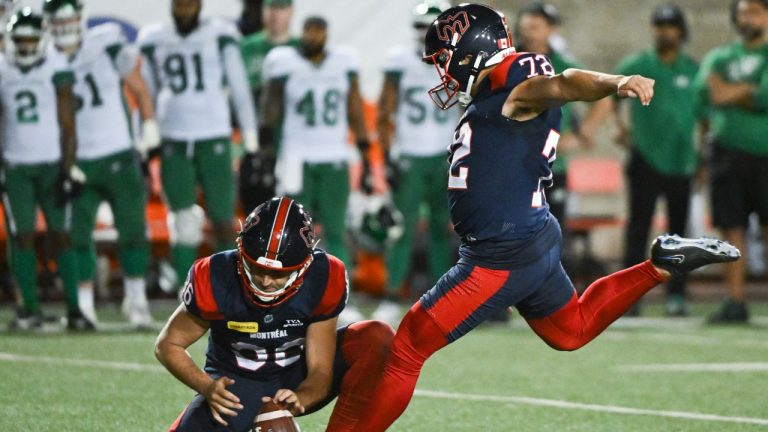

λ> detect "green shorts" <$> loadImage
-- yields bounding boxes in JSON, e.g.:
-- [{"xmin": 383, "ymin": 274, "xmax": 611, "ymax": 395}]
[
  {"xmin": 2, "ymin": 161, "xmax": 70, "ymax": 236},
  {"xmin": 160, "ymin": 137, "xmax": 235, "ymax": 223}
]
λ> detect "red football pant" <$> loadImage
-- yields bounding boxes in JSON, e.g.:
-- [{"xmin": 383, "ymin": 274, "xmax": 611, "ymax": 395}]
[
  {"xmin": 525, "ymin": 260, "xmax": 665, "ymax": 350},
  {"xmin": 352, "ymin": 260, "xmax": 665, "ymax": 431},
  {"xmin": 325, "ymin": 320, "xmax": 395, "ymax": 432}
]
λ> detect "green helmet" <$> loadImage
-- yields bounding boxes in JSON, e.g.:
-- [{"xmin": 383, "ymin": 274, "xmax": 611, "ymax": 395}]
[
  {"xmin": 43, "ymin": 0, "xmax": 83, "ymax": 50},
  {"xmin": 349, "ymin": 195, "xmax": 404, "ymax": 253},
  {"xmin": 6, "ymin": 7, "xmax": 46, "ymax": 67},
  {"xmin": 412, "ymin": 0, "xmax": 451, "ymax": 28}
]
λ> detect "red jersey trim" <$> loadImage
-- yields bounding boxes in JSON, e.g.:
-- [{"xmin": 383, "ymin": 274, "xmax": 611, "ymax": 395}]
[
  {"xmin": 490, "ymin": 51, "xmax": 524, "ymax": 91},
  {"xmin": 311, "ymin": 255, "xmax": 348, "ymax": 318},
  {"xmin": 192, "ymin": 257, "xmax": 224, "ymax": 320}
]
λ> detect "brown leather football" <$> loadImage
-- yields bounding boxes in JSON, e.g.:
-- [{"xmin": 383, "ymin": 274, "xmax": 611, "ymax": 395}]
[{"xmin": 252, "ymin": 401, "xmax": 301, "ymax": 432}]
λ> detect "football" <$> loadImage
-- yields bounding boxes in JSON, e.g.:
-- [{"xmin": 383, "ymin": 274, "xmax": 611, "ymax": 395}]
[{"xmin": 252, "ymin": 401, "xmax": 301, "ymax": 432}]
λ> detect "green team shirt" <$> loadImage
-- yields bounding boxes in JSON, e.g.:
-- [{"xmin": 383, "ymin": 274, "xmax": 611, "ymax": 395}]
[
  {"xmin": 616, "ymin": 49, "xmax": 699, "ymax": 176},
  {"xmin": 548, "ymin": 50, "xmax": 580, "ymax": 174},
  {"xmin": 240, "ymin": 31, "xmax": 300, "ymax": 89},
  {"xmin": 693, "ymin": 42, "xmax": 768, "ymax": 156}
]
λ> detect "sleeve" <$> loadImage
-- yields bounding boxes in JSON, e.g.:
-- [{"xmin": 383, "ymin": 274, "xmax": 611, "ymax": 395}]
[
  {"xmin": 137, "ymin": 26, "xmax": 160, "ymax": 101},
  {"xmin": 752, "ymin": 64, "xmax": 768, "ymax": 111},
  {"xmin": 342, "ymin": 48, "xmax": 360, "ymax": 80},
  {"xmin": 50, "ymin": 53, "xmax": 76, "ymax": 87},
  {"xmin": 309, "ymin": 255, "xmax": 350, "ymax": 322},
  {"xmin": 262, "ymin": 47, "xmax": 290, "ymax": 83},
  {"xmin": 222, "ymin": 41, "xmax": 258, "ymax": 138},
  {"xmin": 382, "ymin": 48, "xmax": 403, "ymax": 85},
  {"xmin": 101, "ymin": 25, "xmax": 138, "ymax": 78},
  {"xmin": 488, "ymin": 52, "xmax": 555, "ymax": 93},
  {"xmin": 180, "ymin": 257, "xmax": 225, "ymax": 321},
  {"xmin": 692, "ymin": 50, "xmax": 719, "ymax": 120},
  {"xmin": 239, "ymin": 34, "xmax": 260, "ymax": 88}
]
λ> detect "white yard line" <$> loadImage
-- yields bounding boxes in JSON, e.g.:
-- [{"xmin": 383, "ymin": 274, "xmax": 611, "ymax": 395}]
[
  {"xmin": 1, "ymin": 351, "xmax": 766, "ymax": 426},
  {"xmin": 413, "ymin": 389, "xmax": 768, "ymax": 426},
  {"xmin": 0, "ymin": 352, "xmax": 165, "ymax": 373},
  {"xmin": 618, "ymin": 362, "xmax": 768, "ymax": 373}
]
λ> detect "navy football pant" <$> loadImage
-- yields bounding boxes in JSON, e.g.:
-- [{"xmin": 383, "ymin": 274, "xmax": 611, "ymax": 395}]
[
  {"xmin": 353, "ymin": 243, "xmax": 666, "ymax": 431},
  {"xmin": 170, "ymin": 321, "xmax": 394, "ymax": 432}
]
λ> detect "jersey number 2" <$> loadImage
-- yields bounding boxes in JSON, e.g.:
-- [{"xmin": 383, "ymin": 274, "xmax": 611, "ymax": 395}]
[
  {"xmin": 531, "ymin": 129, "xmax": 560, "ymax": 208},
  {"xmin": 448, "ymin": 121, "xmax": 471, "ymax": 190}
]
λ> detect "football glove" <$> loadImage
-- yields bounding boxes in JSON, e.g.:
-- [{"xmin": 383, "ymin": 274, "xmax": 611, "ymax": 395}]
[
  {"xmin": 136, "ymin": 119, "xmax": 161, "ymax": 160},
  {"xmin": 239, "ymin": 151, "xmax": 277, "ymax": 214},
  {"xmin": 55, "ymin": 165, "xmax": 86, "ymax": 206}
]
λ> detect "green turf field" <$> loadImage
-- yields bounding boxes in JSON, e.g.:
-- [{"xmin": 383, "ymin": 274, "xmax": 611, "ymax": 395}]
[{"xmin": 1, "ymin": 301, "xmax": 767, "ymax": 431}]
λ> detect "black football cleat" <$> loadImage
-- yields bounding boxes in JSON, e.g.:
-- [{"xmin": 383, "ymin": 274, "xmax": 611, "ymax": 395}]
[
  {"xmin": 8, "ymin": 308, "xmax": 44, "ymax": 331},
  {"xmin": 651, "ymin": 234, "xmax": 740, "ymax": 276},
  {"xmin": 66, "ymin": 310, "xmax": 97, "ymax": 331}
]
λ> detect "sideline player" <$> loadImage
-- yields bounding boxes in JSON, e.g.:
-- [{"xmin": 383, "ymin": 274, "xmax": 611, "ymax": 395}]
[
  {"xmin": 695, "ymin": 0, "xmax": 768, "ymax": 323},
  {"xmin": 0, "ymin": 8, "xmax": 90, "ymax": 329},
  {"xmin": 138, "ymin": 0, "xmax": 258, "ymax": 291},
  {"xmin": 352, "ymin": 5, "xmax": 740, "ymax": 430},
  {"xmin": 239, "ymin": 0, "xmax": 300, "ymax": 213},
  {"xmin": 156, "ymin": 197, "xmax": 394, "ymax": 431},
  {"xmin": 373, "ymin": 0, "xmax": 457, "ymax": 326},
  {"xmin": 260, "ymin": 16, "xmax": 370, "ymax": 267},
  {"xmin": 45, "ymin": 0, "xmax": 160, "ymax": 327}
]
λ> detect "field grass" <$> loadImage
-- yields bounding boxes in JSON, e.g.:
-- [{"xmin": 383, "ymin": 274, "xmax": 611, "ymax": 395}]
[{"xmin": 1, "ymin": 301, "xmax": 767, "ymax": 431}]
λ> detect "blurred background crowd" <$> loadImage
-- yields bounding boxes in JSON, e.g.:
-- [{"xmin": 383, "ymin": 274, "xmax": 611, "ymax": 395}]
[{"xmin": 0, "ymin": 0, "xmax": 766, "ymax": 331}]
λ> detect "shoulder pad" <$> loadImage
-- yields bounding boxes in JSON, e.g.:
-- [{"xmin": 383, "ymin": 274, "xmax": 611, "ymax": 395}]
[
  {"xmin": 87, "ymin": 22, "xmax": 125, "ymax": 44},
  {"xmin": 383, "ymin": 45, "xmax": 411, "ymax": 72},
  {"xmin": 309, "ymin": 253, "xmax": 349, "ymax": 321},
  {"xmin": 137, "ymin": 22, "xmax": 168, "ymax": 46},
  {"xmin": 489, "ymin": 52, "xmax": 555, "ymax": 92},
  {"xmin": 263, "ymin": 45, "xmax": 300, "ymax": 79},
  {"xmin": 207, "ymin": 17, "xmax": 241, "ymax": 39},
  {"xmin": 182, "ymin": 256, "xmax": 225, "ymax": 321},
  {"xmin": 331, "ymin": 46, "xmax": 359, "ymax": 70}
]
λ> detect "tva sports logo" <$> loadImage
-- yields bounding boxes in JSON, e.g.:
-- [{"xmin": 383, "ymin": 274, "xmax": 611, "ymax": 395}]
[{"xmin": 436, "ymin": 11, "xmax": 470, "ymax": 43}]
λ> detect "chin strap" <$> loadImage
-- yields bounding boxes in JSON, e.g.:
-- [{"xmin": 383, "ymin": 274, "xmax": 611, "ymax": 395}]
[
  {"xmin": 459, "ymin": 47, "xmax": 518, "ymax": 107},
  {"xmin": 459, "ymin": 52, "xmax": 487, "ymax": 107}
]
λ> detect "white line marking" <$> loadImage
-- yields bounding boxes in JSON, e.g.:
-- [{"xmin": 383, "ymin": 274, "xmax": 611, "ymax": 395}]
[
  {"xmin": 413, "ymin": 390, "xmax": 768, "ymax": 426},
  {"xmin": 618, "ymin": 362, "xmax": 768, "ymax": 373},
  {"xmin": 0, "ymin": 352, "xmax": 165, "ymax": 373},
  {"xmin": 2, "ymin": 352, "xmax": 767, "ymax": 426}
]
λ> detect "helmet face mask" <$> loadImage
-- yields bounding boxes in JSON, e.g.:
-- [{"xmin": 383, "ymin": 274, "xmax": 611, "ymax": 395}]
[
  {"xmin": 236, "ymin": 197, "xmax": 316, "ymax": 307},
  {"xmin": 238, "ymin": 247, "xmax": 309, "ymax": 304},
  {"xmin": 424, "ymin": 48, "xmax": 461, "ymax": 109}
]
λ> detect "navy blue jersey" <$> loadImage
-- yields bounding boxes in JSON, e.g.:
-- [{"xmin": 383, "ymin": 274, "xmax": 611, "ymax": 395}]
[
  {"xmin": 448, "ymin": 52, "xmax": 562, "ymax": 244},
  {"xmin": 182, "ymin": 249, "xmax": 348, "ymax": 379}
]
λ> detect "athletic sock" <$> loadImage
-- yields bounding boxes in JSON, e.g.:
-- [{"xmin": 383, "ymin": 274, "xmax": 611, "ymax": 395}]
[
  {"xmin": 352, "ymin": 302, "xmax": 448, "ymax": 432},
  {"xmin": 57, "ymin": 248, "xmax": 80, "ymax": 313},
  {"xmin": 326, "ymin": 321, "xmax": 395, "ymax": 431},
  {"xmin": 11, "ymin": 247, "xmax": 39, "ymax": 312},
  {"xmin": 78, "ymin": 281, "xmax": 97, "ymax": 323},
  {"xmin": 171, "ymin": 245, "xmax": 198, "ymax": 288},
  {"xmin": 124, "ymin": 276, "xmax": 148, "ymax": 304}
]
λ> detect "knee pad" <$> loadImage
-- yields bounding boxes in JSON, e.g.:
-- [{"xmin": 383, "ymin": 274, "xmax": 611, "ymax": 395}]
[{"xmin": 168, "ymin": 205, "xmax": 205, "ymax": 246}]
